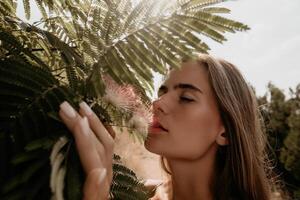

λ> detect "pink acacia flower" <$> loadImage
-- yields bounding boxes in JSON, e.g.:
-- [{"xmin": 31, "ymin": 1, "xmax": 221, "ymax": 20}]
[
  {"xmin": 103, "ymin": 76, "xmax": 140, "ymax": 111},
  {"xmin": 128, "ymin": 104, "xmax": 153, "ymax": 138},
  {"xmin": 102, "ymin": 76, "xmax": 152, "ymax": 138}
]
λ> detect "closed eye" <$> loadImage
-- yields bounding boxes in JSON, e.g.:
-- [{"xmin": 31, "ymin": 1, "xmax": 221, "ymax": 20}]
[{"xmin": 179, "ymin": 96, "xmax": 194, "ymax": 102}]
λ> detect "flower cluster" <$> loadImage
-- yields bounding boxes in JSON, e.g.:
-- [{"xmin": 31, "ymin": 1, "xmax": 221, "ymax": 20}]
[{"xmin": 102, "ymin": 76, "xmax": 152, "ymax": 138}]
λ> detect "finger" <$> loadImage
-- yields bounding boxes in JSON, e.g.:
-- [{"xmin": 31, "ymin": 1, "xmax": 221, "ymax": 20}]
[
  {"xmin": 86, "ymin": 125, "xmax": 113, "ymax": 184},
  {"xmin": 74, "ymin": 117, "xmax": 104, "ymax": 173},
  {"xmin": 79, "ymin": 102, "xmax": 114, "ymax": 150},
  {"xmin": 59, "ymin": 101, "xmax": 81, "ymax": 132},
  {"xmin": 59, "ymin": 102, "xmax": 103, "ymax": 172},
  {"xmin": 104, "ymin": 125, "xmax": 116, "ymax": 139},
  {"xmin": 78, "ymin": 102, "xmax": 114, "ymax": 183}
]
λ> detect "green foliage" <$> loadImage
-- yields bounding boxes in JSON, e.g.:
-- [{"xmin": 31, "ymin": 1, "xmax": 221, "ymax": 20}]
[
  {"xmin": 258, "ymin": 83, "xmax": 300, "ymax": 199},
  {"xmin": 0, "ymin": 0, "xmax": 250, "ymax": 199},
  {"xmin": 4, "ymin": 0, "xmax": 249, "ymax": 95},
  {"xmin": 0, "ymin": 58, "xmax": 74, "ymax": 199},
  {"xmin": 111, "ymin": 162, "xmax": 150, "ymax": 199}
]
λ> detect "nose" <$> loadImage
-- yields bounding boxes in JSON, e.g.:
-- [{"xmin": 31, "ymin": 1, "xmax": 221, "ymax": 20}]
[{"xmin": 152, "ymin": 95, "xmax": 169, "ymax": 115}]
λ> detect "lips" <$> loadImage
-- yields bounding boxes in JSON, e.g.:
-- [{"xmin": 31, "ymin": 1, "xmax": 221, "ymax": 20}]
[{"xmin": 149, "ymin": 117, "xmax": 168, "ymax": 133}]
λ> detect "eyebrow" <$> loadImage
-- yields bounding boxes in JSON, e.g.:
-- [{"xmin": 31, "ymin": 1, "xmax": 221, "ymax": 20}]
[{"xmin": 158, "ymin": 83, "xmax": 203, "ymax": 94}]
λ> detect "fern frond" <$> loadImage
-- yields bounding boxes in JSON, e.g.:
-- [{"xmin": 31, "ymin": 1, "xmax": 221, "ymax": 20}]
[
  {"xmin": 107, "ymin": 46, "xmax": 144, "ymax": 88},
  {"xmin": 193, "ymin": 10, "xmax": 250, "ymax": 31},
  {"xmin": 132, "ymin": 38, "xmax": 166, "ymax": 74},
  {"xmin": 147, "ymin": 25, "xmax": 193, "ymax": 58},
  {"xmin": 0, "ymin": 27, "xmax": 50, "ymax": 70},
  {"xmin": 90, "ymin": 7, "xmax": 104, "ymax": 32},
  {"xmin": 111, "ymin": 163, "xmax": 150, "ymax": 200},
  {"xmin": 174, "ymin": 15, "xmax": 226, "ymax": 43},
  {"xmin": 35, "ymin": 0, "xmax": 48, "ymax": 19},
  {"xmin": 2, "ymin": 157, "xmax": 49, "ymax": 194},
  {"xmin": 116, "ymin": 42, "xmax": 153, "ymax": 81},
  {"xmin": 122, "ymin": 0, "xmax": 150, "ymax": 33},
  {"xmin": 117, "ymin": 0, "xmax": 132, "ymax": 15},
  {"xmin": 0, "ymin": 58, "xmax": 80, "ymax": 199},
  {"xmin": 85, "ymin": 62, "xmax": 106, "ymax": 98},
  {"xmin": 23, "ymin": 0, "xmax": 31, "ymax": 20},
  {"xmin": 101, "ymin": 3, "xmax": 116, "ymax": 44},
  {"xmin": 0, "ymin": 1, "xmax": 16, "ymax": 16},
  {"xmin": 160, "ymin": 21, "xmax": 209, "ymax": 52},
  {"xmin": 136, "ymin": 30, "xmax": 180, "ymax": 67},
  {"xmin": 181, "ymin": 0, "xmax": 222, "ymax": 11},
  {"xmin": 202, "ymin": 6, "xmax": 231, "ymax": 14}
]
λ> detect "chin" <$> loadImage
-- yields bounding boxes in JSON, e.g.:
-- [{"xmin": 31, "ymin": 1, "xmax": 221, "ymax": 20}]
[
  {"xmin": 144, "ymin": 139, "xmax": 152, "ymax": 151},
  {"xmin": 144, "ymin": 139, "xmax": 161, "ymax": 155}
]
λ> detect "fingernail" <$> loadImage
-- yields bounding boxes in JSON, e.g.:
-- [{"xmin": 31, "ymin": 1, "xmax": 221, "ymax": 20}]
[
  {"xmin": 80, "ymin": 117, "xmax": 90, "ymax": 136},
  {"xmin": 60, "ymin": 101, "xmax": 76, "ymax": 118},
  {"xmin": 79, "ymin": 101, "xmax": 93, "ymax": 116},
  {"xmin": 97, "ymin": 169, "xmax": 107, "ymax": 185}
]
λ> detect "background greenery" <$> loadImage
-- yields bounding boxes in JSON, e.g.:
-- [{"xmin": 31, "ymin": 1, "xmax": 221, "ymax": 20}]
[
  {"xmin": 0, "ymin": 0, "xmax": 299, "ymax": 199},
  {"xmin": 258, "ymin": 84, "xmax": 300, "ymax": 199}
]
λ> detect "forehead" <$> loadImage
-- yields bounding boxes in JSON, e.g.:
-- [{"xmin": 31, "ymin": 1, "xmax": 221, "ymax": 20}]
[{"xmin": 163, "ymin": 61, "xmax": 211, "ymax": 93}]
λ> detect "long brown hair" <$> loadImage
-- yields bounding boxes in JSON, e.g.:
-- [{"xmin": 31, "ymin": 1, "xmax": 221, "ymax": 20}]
[{"xmin": 161, "ymin": 54, "xmax": 276, "ymax": 200}]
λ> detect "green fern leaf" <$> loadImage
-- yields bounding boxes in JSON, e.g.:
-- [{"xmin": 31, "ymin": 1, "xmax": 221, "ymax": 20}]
[
  {"xmin": 86, "ymin": 62, "xmax": 106, "ymax": 98},
  {"xmin": 116, "ymin": 42, "xmax": 153, "ymax": 81},
  {"xmin": 181, "ymin": 0, "xmax": 222, "ymax": 11},
  {"xmin": 2, "ymin": 157, "xmax": 48, "ymax": 193},
  {"xmin": 136, "ymin": 30, "xmax": 181, "ymax": 67},
  {"xmin": 122, "ymin": 0, "xmax": 150, "ymax": 33},
  {"xmin": 35, "ymin": 0, "xmax": 48, "ymax": 19},
  {"xmin": 23, "ymin": 0, "xmax": 31, "ymax": 20},
  {"xmin": 125, "ymin": 36, "xmax": 166, "ymax": 74},
  {"xmin": 194, "ymin": 10, "xmax": 250, "ymax": 31},
  {"xmin": 147, "ymin": 25, "xmax": 193, "ymax": 58},
  {"xmin": 160, "ymin": 21, "xmax": 209, "ymax": 52},
  {"xmin": 202, "ymin": 6, "xmax": 231, "ymax": 14},
  {"xmin": 0, "ymin": 1, "xmax": 16, "ymax": 15},
  {"xmin": 174, "ymin": 15, "xmax": 226, "ymax": 43}
]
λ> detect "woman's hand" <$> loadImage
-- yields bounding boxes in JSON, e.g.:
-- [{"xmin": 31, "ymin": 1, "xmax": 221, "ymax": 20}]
[{"xmin": 59, "ymin": 101, "xmax": 115, "ymax": 200}]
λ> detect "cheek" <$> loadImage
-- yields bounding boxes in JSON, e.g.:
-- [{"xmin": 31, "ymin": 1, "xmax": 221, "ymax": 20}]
[
  {"xmin": 170, "ymin": 107, "xmax": 221, "ymax": 158},
  {"xmin": 179, "ymin": 106, "xmax": 221, "ymax": 138}
]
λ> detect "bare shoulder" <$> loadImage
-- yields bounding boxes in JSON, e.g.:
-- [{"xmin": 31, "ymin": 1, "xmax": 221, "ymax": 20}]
[{"xmin": 144, "ymin": 179, "xmax": 172, "ymax": 200}]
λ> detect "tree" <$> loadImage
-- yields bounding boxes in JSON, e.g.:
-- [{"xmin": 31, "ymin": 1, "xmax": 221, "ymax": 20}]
[
  {"xmin": 258, "ymin": 83, "xmax": 300, "ymax": 199},
  {"xmin": 0, "ymin": 0, "xmax": 249, "ymax": 199}
]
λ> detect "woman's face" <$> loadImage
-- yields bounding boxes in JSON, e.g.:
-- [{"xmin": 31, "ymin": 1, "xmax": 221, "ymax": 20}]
[{"xmin": 145, "ymin": 61, "xmax": 225, "ymax": 160}]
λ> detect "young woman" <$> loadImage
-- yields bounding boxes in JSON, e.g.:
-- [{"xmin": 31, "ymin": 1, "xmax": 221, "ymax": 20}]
[{"xmin": 59, "ymin": 54, "xmax": 274, "ymax": 200}]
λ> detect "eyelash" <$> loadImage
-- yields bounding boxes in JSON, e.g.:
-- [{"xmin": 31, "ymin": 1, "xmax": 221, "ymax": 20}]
[
  {"xmin": 157, "ymin": 92, "xmax": 194, "ymax": 103},
  {"xmin": 179, "ymin": 96, "xmax": 194, "ymax": 102}
]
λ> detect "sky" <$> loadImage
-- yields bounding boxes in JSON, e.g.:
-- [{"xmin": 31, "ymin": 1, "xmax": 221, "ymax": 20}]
[
  {"xmin": 205, "ymin": 0, "xmax": 300, "ymax": 97},
  {"xmin": 17, "ymin": 0, "xmax": 300, "ymax": 97}
]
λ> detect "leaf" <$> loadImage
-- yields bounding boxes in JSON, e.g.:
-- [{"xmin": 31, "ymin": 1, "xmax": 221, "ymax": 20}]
[
  {"xmin": 125, "ymin": 35, "xmax": 166, "ymax": 74},
  {"xmin": 65, "ymin": 144, "xmax": 84, "ymax": 200},
  {"xmin": 181, "ymin": 0, "xmax": 221, "ymax": 11},
  {"xmin": 116, "ymin": 41, "xmax": 153, "ymax": 82},
  {"xmin": 23, "ymin": 0, "xmax": 30, "ymax": 20},
  {"xmin": 25, "ymin": 137, "xmax": 55, "ymax": 151},
  {"xmin": 147, "ymin": 25, "xmax": 193, "ymax": 58},
  {"xmin": 174, "ymin": 15, "xmax": 226, "ymax": 43},
  {"xmin": 86, "ymin": 62, "xmax": 106, "ymax": 98},
  {"xmin": 35, "ymin": 0, "xmax": 48, "ymax": 19},
  {"xmin": 160, "ymin": 21, "xmax": 209, "ymax": 52},
  {"xmin": 202, "ymin": 6, "xmax": 231, "ymax": 14},
  {"xmin": 136, "ymin": 30, "xmax": 180, "ymax": 68},
  {"xmin": 11, "ymin": 150, "xmax": 43, "ymax": 165},
  {"xmin": 122, "ymin": 0, "xmax": 150, "ymax": 33},
  {"xmin": 2, "ymin": 157, "xmax": 48, "ymax": 193},
  {"xmin": 194, "ymin": 10, "xmax": 250, "ymax": 31}
]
